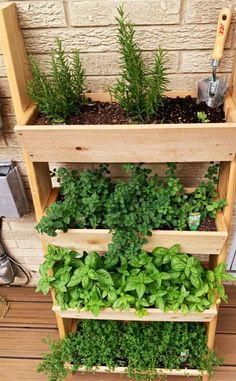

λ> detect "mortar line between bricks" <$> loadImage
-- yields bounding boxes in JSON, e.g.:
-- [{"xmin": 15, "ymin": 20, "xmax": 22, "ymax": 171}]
[
  {"xmin": 21, "ymin": 22, "xmax": 219, "ymax": 32},
  {"xmin": 3, "ymin": 48, "xmax": 232, "ymax": 56},
  {"xmin": 63, "ymin": 0, "xmax": 71, "ymax": 28},
  {"xmin": 177, "ymin": 50, "xmax": 182, "ymax": 73},
  {"xmin": 179, "ymin": 0, "xmax": 186, "ymax": 25}
]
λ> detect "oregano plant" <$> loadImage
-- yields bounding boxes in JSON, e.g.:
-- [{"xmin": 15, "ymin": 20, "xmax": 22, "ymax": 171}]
[{"xmin": 36, "ymin": 163, "xmax": 226, "ymax": 248}]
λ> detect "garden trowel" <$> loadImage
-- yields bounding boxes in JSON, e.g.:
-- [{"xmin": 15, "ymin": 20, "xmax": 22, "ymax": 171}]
[{"xmin": 197, "ymin": 8, "xmax": 232, "ymax": 108}]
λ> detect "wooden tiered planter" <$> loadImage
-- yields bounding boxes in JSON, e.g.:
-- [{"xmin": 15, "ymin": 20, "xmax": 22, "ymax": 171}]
[{"xmin": 1, "ymin": 3, "xmax": 236, "ymax": 381}]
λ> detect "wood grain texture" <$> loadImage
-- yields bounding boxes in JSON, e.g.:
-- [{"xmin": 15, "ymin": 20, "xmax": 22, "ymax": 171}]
[
  {"xmin": 0, "ymin": 360, "xmax": 235, "ymax": 381},
  {"xmin": 0, "ymin": 328, "xmax": 58, "ymax": 358},
  {"xmin": 0, "ymin": 301, "xmax": 57, "ymax": 328},
  {"xmin": 0, "ymin": 3, "xmax": 32, "ymax": 123},
  {"xmin": 53, "ymin": 305, "xmax": 217, "ymax": 322},
  {"xmin": 15, "ymin": 122, "xmax": 236, "ymax": 163},
  {"xmin": 217, "ymin": 307, "xmax": 236, "ymax": 334},
  {"xmin": 0, "ymin": 287, "xmax": 52, "ymax": 302},
  {"xmin": 69, "ymin": 366, "xmax": 206, "ymax": 377},
  {"xmin": 42, "ymin": 224, "xmax": 227, "ymax": 255}
]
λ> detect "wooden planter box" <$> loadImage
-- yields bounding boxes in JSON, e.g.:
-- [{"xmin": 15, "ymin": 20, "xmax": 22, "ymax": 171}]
[
  {"xmin": 43, "ymin": 214, "xmax": 227, "ymax": 255},
  {"xmin": 14, "ymin": 93, "xmax": 235, "ymax": 257},
  {"xmin": 53, "ymin": 304, "xmax": 217, "ymax": 322},
  {"xmin": 67, "ymin": 365, "xmax": 207, "ymax": 378},
  {"xmin": 15, "ymin": 92, "xmax": 236, "ymax": 163},
  {"xmin": 41, "ymin": 187, "xmax": 228, "ymax": 255}
]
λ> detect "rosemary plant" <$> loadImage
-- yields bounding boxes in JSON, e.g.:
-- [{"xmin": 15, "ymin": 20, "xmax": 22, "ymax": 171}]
[
  {"xmin": 27, "ymin": 38, "xmax": 86, "ymax": 123},
  {"xmin": 112, "ymin": 6, "xmax": 169, "ymax": 122}
]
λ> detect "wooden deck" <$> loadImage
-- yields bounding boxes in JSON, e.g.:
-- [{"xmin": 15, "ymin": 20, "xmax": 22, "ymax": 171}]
[{"xmin": 0, "ymin": 286, "xmax": 235, "ymax": 381}]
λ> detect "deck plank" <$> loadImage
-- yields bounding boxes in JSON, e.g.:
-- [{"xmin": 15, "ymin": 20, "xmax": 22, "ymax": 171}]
[
  {"xmin": 0, "ymin": 360, "xmax": 235, "ymax": 381},
  {"xmin": 217, "ymin": 307, "xmax": 236, "ymax": 334},
  {"xmin": 0, "ymin": 301, "xmax": 57, "ymax": 328},
  {"xmin": 0, "ymin": 328, "xmax": 58, "ymax": 358},
  {"xmin": 0, "ymin": 286, "xmax": 235, "ymax": 380},
  {"xmin": 0, "ymin": 287, "xmax": 52, "ymax": 302}
]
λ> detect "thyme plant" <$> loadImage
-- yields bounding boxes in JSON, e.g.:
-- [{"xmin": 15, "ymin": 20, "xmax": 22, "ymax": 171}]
[
  {"xmin": 112, "ymin": 6, "xmax": 169, "ymax": 122},
  {"xmin": 27, "ymin": 38, "xmax": 86, "ymax": 122},
  {"xmin": 37, "ymin": 320, "xmax": 222, "ymax": 381}
]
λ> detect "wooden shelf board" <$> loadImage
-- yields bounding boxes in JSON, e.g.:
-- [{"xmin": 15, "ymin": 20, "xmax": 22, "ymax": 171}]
[
  {"xmin": 14, "ymin": 93, "xmax": 236, "ymax": 164},
  {"xmin": 53, "ymin": 305, "xmax": 217, "ymax": 322},
  {"xmin": 68, "ymin": 365, "xmax": 207, "ymax": 377}
]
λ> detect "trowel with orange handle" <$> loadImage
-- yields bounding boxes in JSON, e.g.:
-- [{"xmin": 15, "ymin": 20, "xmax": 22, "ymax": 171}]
[{"xmin": 197, "ymin": 8, "xmax": 232, "ymax": 108}]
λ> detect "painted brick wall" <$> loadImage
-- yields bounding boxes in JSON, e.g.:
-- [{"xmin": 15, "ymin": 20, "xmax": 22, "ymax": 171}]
[{"xmin": 0, "ymin": 0, "xmax": 236, "ymax": 286}]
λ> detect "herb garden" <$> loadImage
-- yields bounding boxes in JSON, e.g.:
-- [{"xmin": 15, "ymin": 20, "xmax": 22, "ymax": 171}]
[{"xmin": 1, "ymin": 2, "xmax": 236, "ymax": 381}]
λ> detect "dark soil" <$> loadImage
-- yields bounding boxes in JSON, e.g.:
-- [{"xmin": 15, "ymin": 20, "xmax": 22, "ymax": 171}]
[
  {"xmin": 35, "ymin": 96, "xmax": 225, "ymax": 125},
  {"xmin": 199, "ymin": 216, "xmax": 217, "ymax": 232},
  {"xmin": 155, "ymin": 96, "xmax": 225, "ymax": 124}
]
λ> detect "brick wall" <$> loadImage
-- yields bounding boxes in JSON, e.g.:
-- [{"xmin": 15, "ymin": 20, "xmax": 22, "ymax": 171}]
[{"xmin": 0, "ymin": 0, "xmax": 236, "ymax": 286}]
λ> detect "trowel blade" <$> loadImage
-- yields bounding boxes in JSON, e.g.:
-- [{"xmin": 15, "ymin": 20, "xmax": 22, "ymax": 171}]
[{"xmin": 197, "ymin": 77, "xmax": 227, "ymax": 108}]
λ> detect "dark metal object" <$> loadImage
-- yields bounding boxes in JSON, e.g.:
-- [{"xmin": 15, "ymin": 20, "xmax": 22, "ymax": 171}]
[{"xmin": 0, "ymin": 162, "xmax": 29, "ymax": 219}]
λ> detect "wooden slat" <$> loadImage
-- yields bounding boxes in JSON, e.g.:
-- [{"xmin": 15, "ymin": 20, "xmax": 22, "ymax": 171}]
[
  {"xmin": 0, "ymin": 360, "xmax": 234, "ymax": 381},
  {"xmin": 0, "ymin": 328, "xmax": 58, "ymax": 358},
  {"xmin": 17, "ymin": 104, "xmax": 38, "ymax": 126},
  {"xmin": 53, "ymin": 305, "xmax": 217, "ymax": 322},
  {"xmin": 215, "ymin": 334, "xmax": 236, "ymax": 365},
  {"xmin": 23, "ymin": 152, "xmax": 52, "ymax": 222},
  {"xmin": 0, "ymin": 3, "xmax": 32, "ymax": 123},
  {"xmin": 71, "ymin": 366, "xmax": 206, "ymax": 377},
  {"xmin": 0, "ymin": 301, "xmax": 57, "ymax": 328},
  {"xmin": 15, "ymin": 122, "xmax": 236, "ymax": 163},
  {"xmin": 230, "ymin": 46, "xmax": 236, "ymax": 105},
  {"xmin": 222, "ymin": 286, "xmax": 236, "ymax": 307},
  {"xmin": 0, "ymin": 359, "xmax": 48, "ymax": 381},
  {"xmin": 217, "ymin": 307, "xmax": 236, "ymax": 334},
  {"xmin": 73, "ymin": 368, "xmax": 236, "ymax": 381},
  {"xmin": 42, "ymin": 217, "xmax": 227, "ymax": 255},
  {"xmin": 0, "ymin": 287, "xmax": 52, "ymax": 303}
]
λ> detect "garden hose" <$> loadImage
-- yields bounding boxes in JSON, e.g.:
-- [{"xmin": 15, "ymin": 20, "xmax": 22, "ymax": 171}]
[{"xmin": 0, "ymin": 217, "xmax": 31, "ymax": 286}]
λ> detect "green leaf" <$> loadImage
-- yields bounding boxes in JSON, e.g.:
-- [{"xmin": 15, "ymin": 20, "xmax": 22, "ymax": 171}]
[
  {"xmin": 160, "ymin": 272, "xmax": 171, "ymax": 280},
  {"xmin": 85, "ymin": 252, "xmax": 100, "ymax": 269},
  {"xmin": 88, "ymin": 269, "xmax": 98, "ymax": 280},
  {"xmin": 67, "ymin": 271, "xmax": 84, "ymax": 288},
  {"xmin": 181, "ymin": 304, "xmax": 189, "ymax": 315},
  {"xmin": 136, "ymin": 283, "xmax": 145, "ymax": 299},
  {"xmin": 157, "ymin": 298, "xmax": 165, "ymax": 311},
  {"xmin": 108, "ymin": 289, "xmax": 117, "ymax": 303},
  {"xmin": 97, "ymin": 269, "xmax": 114, "ymax": 286},
  {"xmin": 217, "ymin": 284, "xmax": 227, "ymax": 302},
  {"xmin": 208, "ymin": 290, "xmax": 216, "ymax": 305},
  {"xmin": 190, "ymin": 275, "xmax": 201, "ymax": 289},
  {"xmin": 36, "ymin": 278, "xmax": 50, "ymax": 294},
  {"xmin": 149, "ymin": 295, "xmax": 156, "ymax": 305},
  {"xmin": 82, "ymin": 275, "xmax": 90, "ymax": 289},
  {"xmin": 125, "ymin": 281, "xmax": 136, "ymax": 292}
]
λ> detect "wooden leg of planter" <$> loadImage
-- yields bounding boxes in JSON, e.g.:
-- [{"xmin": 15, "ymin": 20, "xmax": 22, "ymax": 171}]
[
  {"xmin": 206, "ymin": 315, "xmax": 218, "ymax": 349},
  {"xmin": 202, "ymin": 374, "xmax": 209, "ymax": 381},
  {"xmin": 210, "ymin": 157, "xmax": 236, "ymax": 268},
  {"xmin": 23, "ymin": 150, "xmax": 52, "ymax": 222},
  {"xmin": 55, "ymin": 315, "xmax": 73, "ymax": 339}
]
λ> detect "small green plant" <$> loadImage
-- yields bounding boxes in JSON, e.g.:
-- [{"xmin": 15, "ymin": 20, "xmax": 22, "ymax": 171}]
[
  {"xmin": 37, "ymin": 320, "xmax": 222, "ymax": 381},
  {"xmin": 111, "ymin": 6, "xmax": 169, "ymax": 122},
  {"xmin": 27, "ymin": 38, "xmax": 86, "ymax": 122},
  {"xmin": 37, "ymin": 244, "xmax": 234, "ymax": 317},
  {"xmin": 36, "ymin": 164, "xmax": 112, "ymax": 237},
  {"xmin": 36, "ymin": 163, "xmax": 226, "ymax": 251},
  {"xmin": 197, "ymin": 111, "xmax": 209, "ymax": 123}
]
